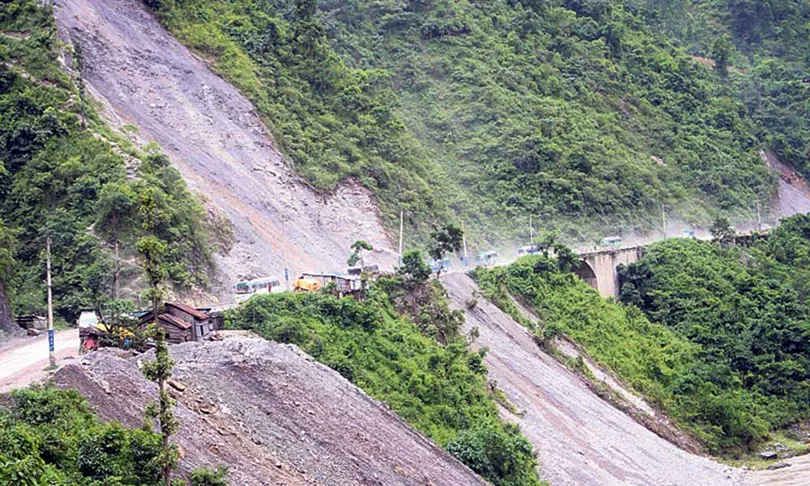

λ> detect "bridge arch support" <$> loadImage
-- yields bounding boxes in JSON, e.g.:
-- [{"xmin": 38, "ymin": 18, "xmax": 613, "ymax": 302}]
[{"xmin": 576, "ymin": 247, "xmax": 643, "ymax": 299}]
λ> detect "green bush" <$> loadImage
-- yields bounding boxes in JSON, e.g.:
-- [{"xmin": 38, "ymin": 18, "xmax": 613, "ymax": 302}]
[{"xmin": 0, "ymin": 388, "xmax": 164, "ymax": 485}]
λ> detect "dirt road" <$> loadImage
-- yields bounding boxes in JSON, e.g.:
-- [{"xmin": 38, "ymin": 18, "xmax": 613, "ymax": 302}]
[
  {"xmin": 53, "ymin": 0, "xmax": 396, "ymax": 300},
  {"xmin": 0, "ymin": 329, "xmax": 79, "ymax": 392},
  {"xmin": 443, "ymin": 273, "xmax": 743, "ymax": 486},
  {"xmin": 53, "ymin": 336, "xmax": 490, "ymax": 486}
]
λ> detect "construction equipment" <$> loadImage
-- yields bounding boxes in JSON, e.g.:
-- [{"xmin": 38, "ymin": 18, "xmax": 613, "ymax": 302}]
[{"xmin": 293, "ymin": 277, "xmax": 322, "ymax": 292}]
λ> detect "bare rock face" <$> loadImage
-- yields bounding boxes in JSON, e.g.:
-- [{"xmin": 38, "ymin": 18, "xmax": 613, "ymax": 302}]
[
  {"xmin": 52, "ymin": 336, "xmax": 489, "ymax": 486},
  {"xmin": 53, "ymin": 0, "xmax": 396, "ymax": 301}
]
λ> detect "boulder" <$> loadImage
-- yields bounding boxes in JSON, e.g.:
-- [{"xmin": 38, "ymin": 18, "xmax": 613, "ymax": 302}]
[{"xmin": 759, "ymin": 451, "xmax": 778, "ymax": 460}]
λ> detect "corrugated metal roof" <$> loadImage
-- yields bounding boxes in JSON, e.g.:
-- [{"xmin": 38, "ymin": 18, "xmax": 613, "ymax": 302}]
[
  {"xmin": 166, "ymin": 302, "xmax": 209, "ymax": 320},
  {"xmin": 158, "ymin": 313, "xmax": 192, "ymax": 330}
]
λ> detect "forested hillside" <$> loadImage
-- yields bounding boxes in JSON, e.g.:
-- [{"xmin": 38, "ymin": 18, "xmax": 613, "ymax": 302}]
[
  {"xmin": 618, "ymin": 215, "xmax": 810, "ymax": 452},
  {"xmin": 147, "ymin": 0, "xmax": 782, "ymax": 239},
  {"xmin": 473, "ymin": 217, "xmax": 810, "ymax": 454},
  {"xmin": 0, "ymin": 1, "xmax": 211, "ymax": 322},
  {"xmin": 640, "ymin": 0, "xmax": 810, "ymax": 180}
]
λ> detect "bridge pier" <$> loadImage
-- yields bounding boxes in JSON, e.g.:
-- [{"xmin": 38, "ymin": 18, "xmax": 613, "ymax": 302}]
[{"xmin": 575, "ymin": 247, "xmax": 643, "ymax": 299}]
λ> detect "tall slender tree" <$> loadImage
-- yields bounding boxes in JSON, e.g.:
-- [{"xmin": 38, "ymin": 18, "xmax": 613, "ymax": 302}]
[{"xmin": 137, "ymin": 189, "xmax": 177, "ymax": 486}]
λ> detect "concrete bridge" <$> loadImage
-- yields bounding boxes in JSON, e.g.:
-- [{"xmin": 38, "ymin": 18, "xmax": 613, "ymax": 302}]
[
  {"xmin": 572, "ymin": 230, "xmax": 774, "ymax": 298},
  {"xmin": 574, "ymin": 246, "xmax": 645, "ymax": 298}
]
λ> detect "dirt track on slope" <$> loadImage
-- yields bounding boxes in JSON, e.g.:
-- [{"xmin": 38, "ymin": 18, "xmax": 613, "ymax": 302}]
[
  {"xmin": 53, "ymin": 335, "xmax": 490, "ymax": 486},
  {"xmin": 53, "ymin": 0, "xmax": 395, "ymax": 299},
  {"xmin": 443, "ymin": 273, "xmax": 743, "ymax": 486}
]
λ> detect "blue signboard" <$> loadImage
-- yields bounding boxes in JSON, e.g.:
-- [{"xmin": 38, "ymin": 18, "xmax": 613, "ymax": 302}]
[{"xmin": 48, "ymin": 329, "xmax": 55, "ymax": 352}]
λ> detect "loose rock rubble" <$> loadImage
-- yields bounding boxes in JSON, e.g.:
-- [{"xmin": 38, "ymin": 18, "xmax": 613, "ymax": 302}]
[{"xmin": 53, "ymin": 335, "xmax": 488, "ymax": 486}]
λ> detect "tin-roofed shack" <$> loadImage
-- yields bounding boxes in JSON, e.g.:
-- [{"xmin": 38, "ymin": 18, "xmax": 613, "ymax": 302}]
[
  {"xmin": 300, "ymin": 273, "xmax": 363, "ymax": 297},
  {"xmin": 138, "ymin": 302, "xmax": 214, "ymax": 344}
]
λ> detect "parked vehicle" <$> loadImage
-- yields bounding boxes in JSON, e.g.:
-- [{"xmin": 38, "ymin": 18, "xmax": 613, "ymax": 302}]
[
  {"xmin": 234, "ymin": 276, "xmax": 284, "ymax": 302},
  {"xmin": 430, "ymin": 257, "xmax": 451, "ymax": 273},
  {"xmin": 599, "ymin": 236, "xmax": 623, "ymax": 247},
  {"xmin": 517, "ymin": 245, "xmax": 539, "ymax": 257},
  {"xmin": 476, "ymin": 251, "xmax": 498, "ymax": 267}
]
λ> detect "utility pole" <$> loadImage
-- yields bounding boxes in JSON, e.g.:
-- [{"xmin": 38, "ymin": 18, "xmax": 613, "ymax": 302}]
[
  {"xmin": 529, "ymin": 215, "xmax": 534, "ymax": 244},
  {"xmin": 46, "ymin": 236, "xmax": 56, "ymax": 368},
  {"xmin": 398, "ymin": 211, "xmax": 404, "ymax": 267},
  {"xmin": 661, "ymin": 203, "xmax": 667, "ymax": 239},
  {"xmin": 461, "ymin": 220, "xmax": 468, "ymax": 266},
  {"xmin": 281, "ymin": 216, "xmax": 290, "ymax": 290},
  {"xmin": 756, "ymin": 199, "xmax": 762, "ymax": 231}
]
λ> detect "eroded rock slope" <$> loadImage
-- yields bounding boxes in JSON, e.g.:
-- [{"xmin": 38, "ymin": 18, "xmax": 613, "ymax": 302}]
[
  {"xmin": 443, "ymin": 272, "xmax": 743, "ymax": 486},
  {"xmin": 53, "ymin": 0, "xmax": 395, "ymax": 298},
  {"xmin": 53, "ymin": 335, "xmax": 489, "ymax": 486}
]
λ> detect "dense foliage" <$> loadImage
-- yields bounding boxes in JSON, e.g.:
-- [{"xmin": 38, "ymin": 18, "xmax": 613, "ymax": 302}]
[
  {"xmin": 0, "ymin": 388, "xmax": 164, "ymax": 485},
  {"xmin": 0, "ymin": 0, "xmax": 211, "ymax": 322},
  {"xmin": 474, "ymin": 251, "xmax": 788, "ymax": 454},
  {"xmin": 619, "ymin": 215, "xmax": 810, "ymax": 451},
  {"xmin": 148, "ymin": 0, "xmax": 777, "ymax": 240},
  {"xmin": 0, "ymin": 388, "xmax": 229, "ymax": 485},
  {"xmin": 640, "ymin": 0, "xmax": 810, "ymax": 180},
  {"xmin": 226, "ymin": 278, "xmax": 542, "ymax": 486}
]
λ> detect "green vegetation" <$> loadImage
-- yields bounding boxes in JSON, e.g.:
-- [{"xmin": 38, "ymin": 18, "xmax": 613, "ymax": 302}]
[
  {"xmin": 473, "ymin": 250, "xmax": 775, "ymax": 455},
  {"xmin": 0, "ymin": 388, "xmax": 228, "ymax": 485},
  {"xmin": 640, "ymin": 0, "xmax": 810, "ymax": 179},
  {"xmin": 0, "ymin": 387, "xmax": 164, "ymax": 485},
  {"xmin": 475, "ymin": 216, "xmax": 810, "ymax": 454},
  {"xmin": 619, "ymin": 215, "xmax": 810, "ymax": 452},
  {"xmin": 0, "ymin": 0, "xmax": 211, "ymax": 323},
  {"xmin": 148, "ymin": 0, "xmax": 777, "ymax": 240},
  {"xmin": 226, "ymin": 275, "xmax": 542, "ymax": 486},
  {"xmin": 138, "ymin": 189, "xmax": 179, "ymax": 486}
]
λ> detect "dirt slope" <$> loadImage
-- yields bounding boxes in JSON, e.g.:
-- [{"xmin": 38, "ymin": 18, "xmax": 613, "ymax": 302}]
[
  {"xmin": 52, "ymin": 335, "xmax": 489, "ymax": 486},
  {"xmin": 442, "ymin": 273, "xmax": 743, "ymax": 486},
  {"xmin": 53, "ymin": 0, "xmax": 395, "ymax": 299},
  {"xmin": 762, "ymin": 150, "xmax": 810, "ymax": 218}
]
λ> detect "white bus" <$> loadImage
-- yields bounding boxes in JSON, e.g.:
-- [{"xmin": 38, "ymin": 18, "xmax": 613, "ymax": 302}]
[{"xmin": 234, "ymin": 276, "xmax": 284, "ymax": 302}]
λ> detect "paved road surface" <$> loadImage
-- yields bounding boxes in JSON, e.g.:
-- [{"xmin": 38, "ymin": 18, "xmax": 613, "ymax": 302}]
[{"xmin": 0, "ymin": 329, "xmax": 80, "ymax": 392}]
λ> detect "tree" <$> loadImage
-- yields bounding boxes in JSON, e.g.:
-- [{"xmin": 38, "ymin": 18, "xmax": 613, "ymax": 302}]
[
  {"xmin": 711, "ymin": 35, "xmax": 732, "ymax": 77},
  {"xmin": 0, "ymin": 219, "xmax": 19, "ymax": 337},
  {"xmin": 710, "ymin": 216, "xmax": 735, "ymax": 246},
  {"xmin": 347, "ymin": 239, "xmax": 373, "ymax": 269},
  {"xmin": 398, "ymin": 249, "xmax": 431, "ymax": 286},
  {"xmin": 428, "ymin": 223, "xmax": 463, "ymax": 277},
  {"xmin": 96, "ymin": 182, "xmax": 136, "ymax": 299},
  {"xmin": 137, "ymin": 189, "xmax": 177, "ymax": 486}
]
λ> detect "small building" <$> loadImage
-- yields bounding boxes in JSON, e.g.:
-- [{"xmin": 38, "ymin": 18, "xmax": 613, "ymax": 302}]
[
  {"xmin": 300, "ymin": 272, "xmax": 363, "ymax": 296},
  {"xmin": 138, "ymin": 302, "xmax": 213, "ymax": 344},
  {"xmin": 16, "ymin": 315, "xmax": 47, "ymax": 331}
]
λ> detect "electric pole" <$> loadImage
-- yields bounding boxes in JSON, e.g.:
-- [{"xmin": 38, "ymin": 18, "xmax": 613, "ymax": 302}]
[
  {"xmin": 398, "ymin": 211, "xmax": 404, "ymax": 267},
  {"xmin": 46, "ymin": 236, "xmax": 56, "ymax": 368},
  {"xmin": 661, "ymin": 203, "xmax": 667, "ymax": 239},
  {"xmin": 756, "ymin": 199, "xmax": 762, "ymax": 231},
  {"xmin": 529, "ymin": 215, "xmax": 534, "ymax": 244},
  {"xmin": 462, "ymin": 220, "xmax": 468, "ymax": 266}
]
